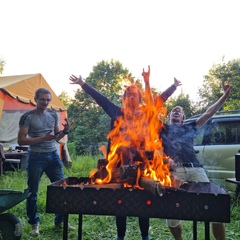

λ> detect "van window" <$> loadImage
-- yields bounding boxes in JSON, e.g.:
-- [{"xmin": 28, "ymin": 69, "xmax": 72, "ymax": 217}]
[
  {"xmin": 202, "ymin": 121, "xmax": 240, "ymax": 145},
  {"xmin": 193, "ymin": 127, "xmax": 205, "ymax": 145},
  {"xmin": 237, "ymin": 126, "xmax": 240, "ymax": 143}
]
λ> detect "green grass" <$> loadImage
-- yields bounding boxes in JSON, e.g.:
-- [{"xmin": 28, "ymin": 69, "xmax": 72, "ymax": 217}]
[{"xmin": 0, "ymin": 155, "xmax": 240, "ymax": 240}]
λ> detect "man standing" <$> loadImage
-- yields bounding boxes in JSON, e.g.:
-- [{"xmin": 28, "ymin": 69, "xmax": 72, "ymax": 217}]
[
  {"xmin": 161, "ymin": 80, "xmax": 232, "ymax": 240},
  {"xmin": 17, "ymin": 88, "xmax": 74, "ymax": 235}
]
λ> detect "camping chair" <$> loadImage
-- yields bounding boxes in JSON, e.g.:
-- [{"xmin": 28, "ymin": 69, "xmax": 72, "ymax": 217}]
[
  {"xmin": 0, "ymin": 144, "xmax": 21, "ymax": 175},
  {"xmin": 15, "ymin": 146, "xmax": 29, "ymax": 151}
]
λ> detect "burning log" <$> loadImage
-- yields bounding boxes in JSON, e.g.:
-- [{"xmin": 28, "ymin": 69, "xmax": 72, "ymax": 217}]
[
  {"xmin": 92, "ymin": 159, "xmax": 130, "ymax": 183},
  {"xmin": 116, "ymin": 146, "xmax": 154, "ymax": 165},
  {"xmin": 116, "ymin": 146, "xmax": 142, "ymax": 165},
  {"xmin": 92, "ymin": 160, "xmax": 141, "ymax": 184},
  {"xmin": 140, "ymin": 177, "xmax": 166, "ymax": 196},
  {"xmin": 97, "ymin": 158, "xmax": 108, "ymax": 169},
  {"xmin": 92, "ymin": 149, "xmax": 152, "ymax": 184},
  {"xmin": 92, "ymin": 167, "xmax": 122, "ymax": 183},
  {"xmin": 140, "ymin": 177, "xmax": 188, "ymax": 197},
  {"xmin": 119, "ymin": 164, "xmax": 140, "ymax": 185},
  {"xmin": 91, "ymin": 158, "xmax": 189, "ymax": 195},
  {"xmin": 119, "ymin": 164, "xmax": 138, "ymax": 180},
  {"xmin": 91, "ymin": 159, "xmax": 108, "ymax": 180},
  {"xmin": 91, "ymin": 150, "xmax": 171, "ymax": 188}
]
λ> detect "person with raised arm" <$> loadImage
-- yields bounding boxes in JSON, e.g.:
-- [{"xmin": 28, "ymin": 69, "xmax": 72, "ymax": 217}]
[
  {"xmin": 160, "ymin": 79, "xmax": 232, "ymax": 240},
  {"xmin": 69, "ymin": 67, "xmax": 181, "ymax": 240}
]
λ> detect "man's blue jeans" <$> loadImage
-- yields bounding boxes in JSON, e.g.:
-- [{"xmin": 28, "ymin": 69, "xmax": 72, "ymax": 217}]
[{"xmin": 26, "ymin": 150, "xmax": 65, "ymax": 225}]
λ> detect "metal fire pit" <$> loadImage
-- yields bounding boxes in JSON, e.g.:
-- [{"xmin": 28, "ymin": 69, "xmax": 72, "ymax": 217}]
[{"xmin": 46, "ymin": 177, "xmax": 230, "ymax": 240}]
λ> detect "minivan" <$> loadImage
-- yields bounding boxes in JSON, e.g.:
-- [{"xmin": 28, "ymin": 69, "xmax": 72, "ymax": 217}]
[{"xmin": 184, "ymin": 111, "xmax": 240, "ymax": 192}]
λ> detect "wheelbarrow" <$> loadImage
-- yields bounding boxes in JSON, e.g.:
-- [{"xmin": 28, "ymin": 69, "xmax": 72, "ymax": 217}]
[{"xmin": 0, "ymin": 189, "xmax": 28, "ymax": 240}]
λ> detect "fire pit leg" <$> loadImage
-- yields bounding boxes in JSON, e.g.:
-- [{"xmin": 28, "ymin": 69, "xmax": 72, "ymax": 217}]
[
  {"xmin": 193, "ymin": 221, "xmax": 210, "ymax": 240},
  {"xmin": 78, "ymin": 214, "xmax": 82, "ymax": 240},
  {"xmin": 193, "ymin": 221, "xmax": 197, "ymax": 240},
  {"xmin": 204, "ymin": 222, "xmax": 210, "ymax": 240},
  {"xmin": 63, "ymin": 214, "xmax": 69, "ymax": 240}
]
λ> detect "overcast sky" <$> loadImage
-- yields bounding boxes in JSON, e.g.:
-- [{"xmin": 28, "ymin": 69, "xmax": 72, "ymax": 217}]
[{"xmin": 1, "ymin": 0, "xmax": 240, "ymax": 100}]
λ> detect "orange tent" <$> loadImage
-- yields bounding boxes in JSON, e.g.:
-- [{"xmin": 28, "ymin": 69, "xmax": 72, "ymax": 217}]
[{"xmin": 0, "ymin": 73, "xmax": 67, "ymax": 146}]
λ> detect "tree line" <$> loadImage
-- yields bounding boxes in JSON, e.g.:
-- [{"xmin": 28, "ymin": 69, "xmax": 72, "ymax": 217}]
[
  {"xmin": 1, "ymin": 56, "xmax": 239, "ymax": 156},
  {"xmin": 59, "ymin": 58, "xmax": 240, "ymax": 156}
]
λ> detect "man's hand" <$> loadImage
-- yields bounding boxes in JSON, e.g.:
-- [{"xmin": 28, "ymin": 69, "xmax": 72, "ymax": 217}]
[
  {"xmin": 173, "ymin": 77, "xmax": 182, "ymax": 87},
  {"xmin": 69, "ymin": 75, "xmax": 85, "ymax": 86},
  {"xmin": 45, "ymin": 130, "xmax": 57, "ymax": 141},
  {"xmin": 142, "ymin": 65, "xmax": 150, "ymax": 84},
  {"xmin": 196, "ymin": 79, "xmax": 233, "ymax": 127},
  {"xmin": 62, "ymin": 118, "xmax": 74, "ymax": 133},
  {"xmin": 222, "ymin": 79, "xmax": 232, "ymax": 96},
  {"xmin": 168, "ymin": 158, "xmax": 177, "ymax": 172}
]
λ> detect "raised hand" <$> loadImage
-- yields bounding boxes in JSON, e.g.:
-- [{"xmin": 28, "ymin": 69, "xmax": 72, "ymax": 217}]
[
  {"xmin": 142, "ymin": 65, "xmax": 150, "ymax": 84},
  {"xmin": 62, "ymin": 118, "xmax": 74, "ymax": 132},
  {"xmin": 222, "ymin": 79, "xmax": 232, "ymax": 96},
  {"xmin": 69, "ymin": 75, "xmax": 85, "ymax": 86},
  {"xmin": 173, "ymin": 77, "xmax": 182, "ymax": 87}
]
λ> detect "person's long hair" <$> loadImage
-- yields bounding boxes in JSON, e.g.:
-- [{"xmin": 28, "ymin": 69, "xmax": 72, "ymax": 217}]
[{"xmin": 122, "ymin": 85, "xmax": 142, "ymax": 108}]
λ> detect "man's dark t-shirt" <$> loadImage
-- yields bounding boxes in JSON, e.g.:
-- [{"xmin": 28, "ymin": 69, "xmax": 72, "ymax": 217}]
[{"xmin": 161, "ymin": 121, "xmax": 202, "ymax": 167}]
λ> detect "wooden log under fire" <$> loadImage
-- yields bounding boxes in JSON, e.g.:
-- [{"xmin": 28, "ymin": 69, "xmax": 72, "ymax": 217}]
[
  {"xmin": 91, "ymin": 158, "xmax": 188, "ymax": 195},
  {"xmin": 140, "ymin": 177, "xmax": 188, "ymax": 196},
  {"xmin": 92, "ymin": 159, "xmax": 130, "ymax": 183},
  {"xmin": 116, "ymin": 146, "xmax": 154, "ymax": 165},
  {"xmin": 140, "ymin": 177, "xmax": 166, "ymax": 196}
]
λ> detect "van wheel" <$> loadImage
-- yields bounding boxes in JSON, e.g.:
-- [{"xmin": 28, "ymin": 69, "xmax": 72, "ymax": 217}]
[{"xmin": 0, "ymin": 213, "xmax": 22, "ymax": 240}]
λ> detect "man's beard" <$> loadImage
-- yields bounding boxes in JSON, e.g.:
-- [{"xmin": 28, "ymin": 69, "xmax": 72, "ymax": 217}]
[{"xmin": 171, "ymin": 117, "xmax": 182, "ymax": 124}]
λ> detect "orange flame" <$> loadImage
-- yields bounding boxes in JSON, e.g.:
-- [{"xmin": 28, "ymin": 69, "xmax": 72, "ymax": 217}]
[{"xmin": 91, "ymin": 87, "xmax": 171, "ymax": 188}]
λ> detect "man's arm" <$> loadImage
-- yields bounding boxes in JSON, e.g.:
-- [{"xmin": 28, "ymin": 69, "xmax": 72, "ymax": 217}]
[
  {"xmin": 55, "ymin": 118, "xmax": 74, "ymax": 142},
  {"xmin": 154, "ymin": 78, "xmax": 181, "ymax": 111},
  {"xmin": 69, "ymin": 74, "xmax": 119, "ymax": 117},
  {"xmin": 158, "ymin": 77, "xmax": 182, "ymax": 102},
  {"xmin": 17, "ymin": 127, "xmax": 55, "ymax": 146},
  {"xmin": 196, "ymin": 79, "xmax": 232, "ymax": 127}
]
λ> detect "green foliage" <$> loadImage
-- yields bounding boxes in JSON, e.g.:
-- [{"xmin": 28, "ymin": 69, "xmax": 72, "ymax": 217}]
[
  {"xmin": 67, "ymin": 142, "xmax": 77, "ymax": 158},
  {"xmin": 67, "ymin": 59, "xmax": 132, "ymax": 155},
  {"xmin": 87, "ymin": 59, "xmax": 130, "ymax": 103},
  {"xmin": 64, "ymin": 154, "xmax": 99, "ymax": 177},
  {"xmin": 58, "ymin": 91, "xmax": 72, "ymax": 108},
  {"xmin": 197, "ymin": 58, "xmax": 240, "ymax": 112}
]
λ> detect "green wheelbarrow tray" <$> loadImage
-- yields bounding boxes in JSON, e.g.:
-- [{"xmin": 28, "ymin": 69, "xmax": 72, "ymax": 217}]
[{"xmin": 0, "ymin": 189, "xmax": 28, "ymax": 214}]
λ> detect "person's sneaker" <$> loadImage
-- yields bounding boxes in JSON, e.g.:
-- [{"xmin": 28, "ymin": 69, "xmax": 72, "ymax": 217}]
[
  {"xmin": 116, "ymin": 237, "xmax": 124, "ymax": 240},
  {"xmin": 55, "ymin": 222, "xmax": 76, "ymax": 231},
  {"xmin": 29, "ymin": 223, "xmax": 39, "ymax": 235}
]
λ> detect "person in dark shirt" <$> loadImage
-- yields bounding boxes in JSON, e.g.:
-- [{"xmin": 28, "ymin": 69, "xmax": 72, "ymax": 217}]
[
  {"xmin": 161, "ymin": 80, "xmax": 232, "ymax": 240},
  {"xmin": 69, "ymin": 67, "xmax": 181, "ymax": 240}
]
